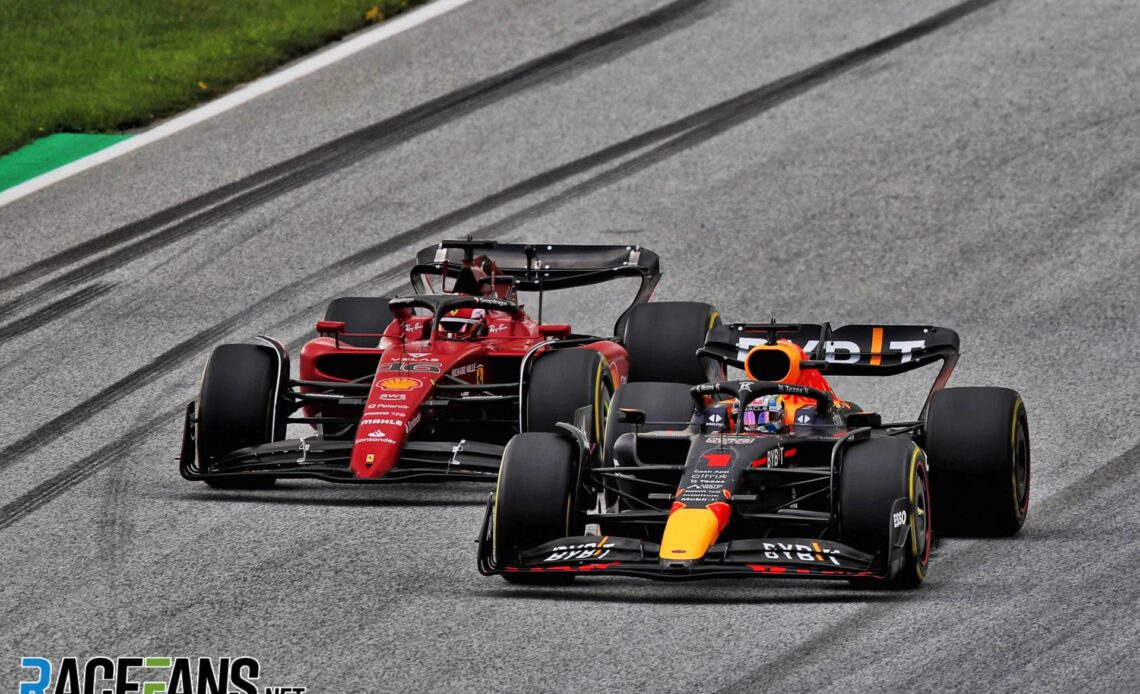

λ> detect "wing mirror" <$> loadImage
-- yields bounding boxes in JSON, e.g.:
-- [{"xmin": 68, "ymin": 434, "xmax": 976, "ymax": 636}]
[
  {"xmin": 846, "ymin": 411, "xmax": 882, "ymax": 428},
  {"xmin": 538, "ymin": 323, "xmax": 572, "ymax": 338},
  {"xmin": 617, "ymin": 408, "xmax": 646, "ymax": 425},
  {"xmin": 316, "ymin": 320, "xmax": 346, "ymax": 346}
]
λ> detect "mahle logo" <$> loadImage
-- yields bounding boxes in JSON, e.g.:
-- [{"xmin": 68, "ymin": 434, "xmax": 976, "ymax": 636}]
[{"xmin": 18, "ymin": 656, "xmax": 305, "ymax": 694}]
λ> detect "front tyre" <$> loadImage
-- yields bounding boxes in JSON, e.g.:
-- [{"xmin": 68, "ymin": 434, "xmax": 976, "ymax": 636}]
[
  {"xmin": 840, "ymin": 437, "xmax": 931, "ymax": 589},
  {"xmin": 196, "ymin": 344, "xmax": 283, "ymax": 489},
  {"xmin": 924, "ymin": 387, "xmax": 1030, "ymax": 536},
  {"xmin": 493, "ymin": 433, "xmax": 582, "ymax": 585}
]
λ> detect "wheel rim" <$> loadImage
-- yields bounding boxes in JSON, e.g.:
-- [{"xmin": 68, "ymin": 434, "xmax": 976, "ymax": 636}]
[
  {"xmin": 914, "ymin": 463, "xmax": 930, "ymax": 568},
  {"xmin": 1013, "ymin": 417, "xmax": 1030, "ymax": 514}
]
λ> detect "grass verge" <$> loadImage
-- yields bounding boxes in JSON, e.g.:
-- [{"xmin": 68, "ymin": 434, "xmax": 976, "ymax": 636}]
[{"xmin": 0, "ymin": 0, "xmax": 430, "ymax": 156}]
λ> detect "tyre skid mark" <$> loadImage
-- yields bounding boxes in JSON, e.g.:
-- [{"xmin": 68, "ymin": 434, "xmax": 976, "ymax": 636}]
[
  {"xmin": 475, "ymin": 0, "xmax": 1007, "ymax": 235},
  {"xmin": 0, "ymin": 282, "xmax": 115, "ymax": 346},
  {"xmin": 0, "ymin": 0, "xmax": 1000, "ymax": 526}
]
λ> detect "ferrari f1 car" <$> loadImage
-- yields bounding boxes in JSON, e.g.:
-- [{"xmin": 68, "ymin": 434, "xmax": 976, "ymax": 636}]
[
  {"xmin": 179, "ymin": 239, "xmax": 723, "ymax": 487},
  {"xmin": 479, "ymin": 321, "xmax": 1031, "ymax": 587}
]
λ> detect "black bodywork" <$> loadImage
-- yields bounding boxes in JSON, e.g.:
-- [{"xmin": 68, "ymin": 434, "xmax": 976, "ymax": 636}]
[{"xmin": 479, "ymin": 321, "xmax": 957, "ymax": 581}]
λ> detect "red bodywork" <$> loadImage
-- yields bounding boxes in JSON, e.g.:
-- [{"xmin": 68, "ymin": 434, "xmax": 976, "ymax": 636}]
[{"xmin": 299, "ymin": 308, "xmax": 629, "ymax": 479}]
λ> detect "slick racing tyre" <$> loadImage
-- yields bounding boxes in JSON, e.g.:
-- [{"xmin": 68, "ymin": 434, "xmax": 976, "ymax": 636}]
[
  {"xmin": 323, "ymin": 296, "xmax": 393, "ymax": 347},
  {"xmin": 196, "ymin": 344, "xmax": 283, "ymax": 489},
  {"xmin": 493, "ymin": 433, "xmax": 581, "ymax": 585},
  {"xmin": 622, "ymin": 302, "xmax": 723, "ymax": 385},
  {"xmin": 602, "ymin": 381, "xmax": 697, "ymax": 510},
  {"xmin": 525, "ymin": 348, "xmax": 613, "ymax": 447},
  {"xmin": 840, "ymin": 436, "xmax": 931, "ymax": 589},
  {"xmin": 924, "ymin": 387, "xmax": 1030, "ymax": 536}
]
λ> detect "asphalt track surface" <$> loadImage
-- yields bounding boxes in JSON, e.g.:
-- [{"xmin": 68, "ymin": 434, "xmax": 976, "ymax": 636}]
[{"xmin": 1, "ymin": 0, "xmax": 1138, "ymax": 691}]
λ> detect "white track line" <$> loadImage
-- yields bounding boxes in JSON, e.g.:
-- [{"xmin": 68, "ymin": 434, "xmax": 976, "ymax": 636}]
[{"xmin": 0, "ymin": 0, "xmax": 478, "ymax": 209}]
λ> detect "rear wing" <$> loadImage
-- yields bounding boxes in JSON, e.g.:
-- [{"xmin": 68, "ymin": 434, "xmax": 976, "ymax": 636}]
[
  {"xmin": 411, "ymin": 240, "xmax": 660, "ymax": 293},
  {"xmin": 411, "ymin": 239, "xmax": 661, "ymax": 333},
  {"xmin": 701, "ymin": 322, "xmax": 960, "ymax": 416}
]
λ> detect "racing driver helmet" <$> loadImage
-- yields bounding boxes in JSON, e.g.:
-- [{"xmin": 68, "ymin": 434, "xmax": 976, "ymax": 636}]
[
  {"xmin": 742, "ymin": 395, "xmax": 785, "ymax": 433},
  {"xmin": 438, "ymin": 308, "xmax": 486, "ymax": 340}
]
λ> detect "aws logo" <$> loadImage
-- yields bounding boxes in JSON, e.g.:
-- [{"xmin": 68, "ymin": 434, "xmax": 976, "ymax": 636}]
[{"xmin": 18, "ymin": 656, "xmax": 303, "ymax": 694}]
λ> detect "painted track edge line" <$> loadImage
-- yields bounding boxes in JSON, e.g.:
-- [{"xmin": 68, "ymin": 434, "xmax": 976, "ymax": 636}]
[{"xmin": 0, "ymin": 0, "xmax": 479, "ymax": 208}]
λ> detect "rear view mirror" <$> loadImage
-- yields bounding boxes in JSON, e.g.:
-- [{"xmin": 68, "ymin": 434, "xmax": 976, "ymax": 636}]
[
  {"xmin": 846, "ymin": 411, "xmax": 882, "ymax": 428},
  {"xmin": 617, "ymin": 408, "xmax": 646, "ymax": 425},
  {"xmin": 316, "ymin": 320, "xmax": 346, "ymax": 346},
  {"xmin": 316, "ymin": 320, "xmax": 346, "ymax": 335}
]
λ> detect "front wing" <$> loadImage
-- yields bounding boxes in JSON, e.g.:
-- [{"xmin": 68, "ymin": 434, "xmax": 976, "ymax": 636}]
[
  {"xmin": 180, "ymin": 403, "xmax": 502, "ymax": 484},
  {"xmin": 477, "ymin": 501, "xmax": 884, "ymax": 581}
]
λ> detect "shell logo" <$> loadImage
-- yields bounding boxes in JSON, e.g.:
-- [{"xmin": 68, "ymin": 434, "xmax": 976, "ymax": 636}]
[{"xmin": 377, "ymin": 377, "xmax": 421, "ymax": 390}]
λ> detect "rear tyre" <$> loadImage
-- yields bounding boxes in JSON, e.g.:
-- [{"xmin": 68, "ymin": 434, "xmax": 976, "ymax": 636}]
[
  {"xmin": 525, "ymin": 349, "xmax": 612, "ymax": 447},
  {"xmin": 493, "ymin": 433, "xmax": 581, "ymax": 585},
  {"xmin": 323, "ymin": 296, "xmax": 393, "ymax": 347},
  {"xmin": 924, "ymin": 387, "xmax": 1030, "ymax": 536},
  {"xmin": 622, "ymin": 302, "xmax": 723, "ymax": 385},
  {"xmin": 602, "ymin": 381, "xmax": 697, "ymax": 510},
  {"xmin": 840, "ymin": 436, "xmax": 931, "ymax": 589},
  {"xmin": 196, "ymin": 344, "xmax": 283, "ymax": 489}
]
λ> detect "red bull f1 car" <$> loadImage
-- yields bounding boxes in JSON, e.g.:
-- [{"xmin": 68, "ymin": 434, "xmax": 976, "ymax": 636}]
[
  {"xmin": 479, "ymin": 321, "xmax": 1031, "ymax": 587},
  {"xmin": 179, "ymin": 239, "xmax": 723, "ymax": 487}
]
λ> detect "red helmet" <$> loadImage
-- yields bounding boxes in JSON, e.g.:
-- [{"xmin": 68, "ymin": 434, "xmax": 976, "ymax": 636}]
[{"xmin": 438, "ymin": 308, "xmax": 486, "ymax": 339}]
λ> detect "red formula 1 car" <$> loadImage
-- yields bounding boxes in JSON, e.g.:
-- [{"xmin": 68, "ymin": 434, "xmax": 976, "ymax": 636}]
[
  {"xmin": 479, "ymin": 321, "xmax": 1031, "ymax": 587},
  {"xmin": 179, "ymin": 239, "xmax": 723, "ymax": 487}
]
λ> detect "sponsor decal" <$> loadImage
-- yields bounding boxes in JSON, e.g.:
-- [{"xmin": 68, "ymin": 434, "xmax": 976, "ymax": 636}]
[
  {"xmin": 796, "ymin": 412, "xmax": 812, "ymax": 424},
  {"xmin": 17, "ymin": 656, "xmax": 302, "ymax": 694},
  {"xmin": 376, "ymin": 377, "xmax": 421, "ymax": 391},
  {"xmin": 704, "ymin": 435, "xmax": 754, "ymax": 444},
  {"xmin": 367, "ymin": 408, "xmax": 411, "ymax": 417},
  {"xmin": 707, "ymin": 413, "xmax": 724, "ymax": 424},
  {"xmin": 736, "ymin": 336, "xmax": 929, "ymax": 364},
  {"xmin": 365, "ymin": 454, "xmax": 375, "ymax": 463},
  {"xmin": 358, "ymin": 430, "xmax": 398, "ymax": 444},
  {"xmin": 381, "ymin": 361, "xmax": 442, "ymax": 373},
  {"xmin": 476, "ymin": 298, "xmax": 514, "ymax": 311},
  {"xmin": 449, "ymin": 363, "xmax": 483, "ymax": 378},
  {"xmin": 543, "ymin": 539, "xmax": 616, "ymax": 562},
  {"xmin": 679, "ymin": 468, "xmax": 733, "ymax": 504},
  {"xmin": 766, "ymin": 448, "xmax": 782, "ymax": 468},
  {"xmin": 703, "ymin": 453, "xmax": 732, "ymax": 468},
  {"xmin": 893, "ymin": 510, "xmax": 908, "ymax": 528},
  {"xmin": 372, "ymin": 397, "xmax": 410, "ymax": 407},
  {"xmin": 487, "ymin": 324, "xmax": 509, "ymax": 334},
  {"xmin": 761, "ymin": 541, "xmax": 842, "ymax": 565},
  {"xmin": 406, "ymin": 413, "xmax": 421, "ymax": 433},
  {"xmin": 360, "ymin": 418, "xmax": 404, "ymax": 427}
]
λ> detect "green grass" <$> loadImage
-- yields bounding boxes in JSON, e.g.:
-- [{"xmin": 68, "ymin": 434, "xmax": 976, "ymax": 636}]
[{"xmin": 0, "ymin": 0, "xmax": 429, "ymax": 155}]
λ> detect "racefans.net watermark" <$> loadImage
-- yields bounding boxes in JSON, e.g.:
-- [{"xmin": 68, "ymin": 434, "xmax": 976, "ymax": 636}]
[{"xmin": 18, "ymin": 656, "xmax": 305, "ymax": 694}]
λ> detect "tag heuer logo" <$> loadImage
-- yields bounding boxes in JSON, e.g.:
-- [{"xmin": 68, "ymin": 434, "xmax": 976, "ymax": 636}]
[{"xmin": 708, "ymin": 413, "xmax": 723, "ymax": 423}]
